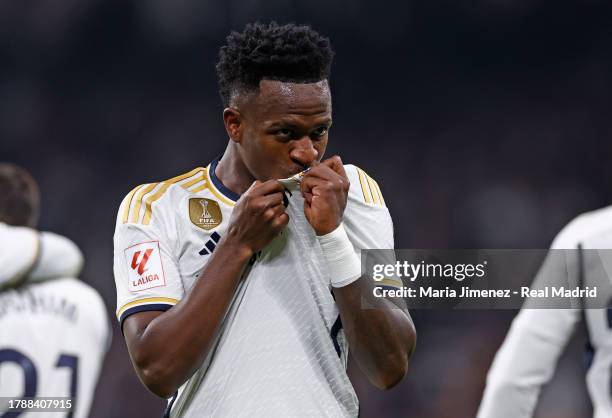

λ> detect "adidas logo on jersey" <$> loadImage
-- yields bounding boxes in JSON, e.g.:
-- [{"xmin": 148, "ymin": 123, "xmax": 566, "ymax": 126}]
[{"xmin": 199, "ymin": 232, "xmax": 221, "ymax": 255}]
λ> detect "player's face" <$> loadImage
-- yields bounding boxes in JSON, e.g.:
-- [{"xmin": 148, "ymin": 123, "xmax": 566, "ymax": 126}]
[
  {"xmin": 237, "ymin": 79, "xmax": 332, "ymax": 180},
  {"xmin": 0, "ymin": 167, "xmax": 40, "ymax": 228}
]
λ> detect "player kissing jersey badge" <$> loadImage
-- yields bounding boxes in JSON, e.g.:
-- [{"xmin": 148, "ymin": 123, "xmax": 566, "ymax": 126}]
[{"xmin": 189, "ymin": 198, "xmax": 222, "ymax": 230}]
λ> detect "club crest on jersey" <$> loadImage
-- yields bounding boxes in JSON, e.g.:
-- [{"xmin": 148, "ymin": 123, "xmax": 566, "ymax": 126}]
[
  {"xmin": 124, "ymin": 241, "xmax": 166, "ymax": 292},
  {"xmin": 189, "ymin": 198, "xmax": 222, "ymax": 230}
]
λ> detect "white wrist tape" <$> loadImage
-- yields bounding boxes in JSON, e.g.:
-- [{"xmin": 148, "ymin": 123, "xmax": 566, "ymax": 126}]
[{"xmin": 317, "ymin": 224, "xmax": 361, "ymax": 288}]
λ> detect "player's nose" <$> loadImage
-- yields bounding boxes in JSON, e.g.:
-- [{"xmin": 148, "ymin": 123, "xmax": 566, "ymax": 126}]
[{"xmin": 290, "ymin": 137, "xmax": 318, "ymax": 168}]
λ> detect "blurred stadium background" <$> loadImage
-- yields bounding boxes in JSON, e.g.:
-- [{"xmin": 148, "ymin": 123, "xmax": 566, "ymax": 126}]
[{"xmin": 2, "ymin": 0, "xmax": 612, "ymax": 416}]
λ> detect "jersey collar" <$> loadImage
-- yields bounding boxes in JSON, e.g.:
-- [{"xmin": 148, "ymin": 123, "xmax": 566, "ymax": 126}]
[{"xmin": 208, "ymin": 156, "xmax": 241, "ymax": 203}]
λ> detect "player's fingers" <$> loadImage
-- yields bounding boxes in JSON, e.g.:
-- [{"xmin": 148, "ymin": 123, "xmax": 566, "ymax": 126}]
[
  {"xmin": 264, "ymin": 204, "xmax": 288, "ymax": 227},
  {"xmin": 304, "ymin": 162, "xmax": 339, "ymax": 181},
  {"xmin": 301, "ymin": 172, "xmax": 339, "ymax": 196},
  {"xmin": 273, "ymin": 203, "xmax": 288, "ymax": 220},
  {"xmin": 301, "ymin": 174, "xmax": 330, "ymax": 186},
  {"xmin": 302, "ymin": 190, "xmax": 313, "ymax": 205},
  {"xmin": 255, "ymin": 192, "xmax": 285, "ymax": 211},
  {"xmin": 272, "ymin": 212, "xmax": 289, "ymax": 230},
  {"xmin": 321, "ymin": 155, "xmax": 346, "ymax": 177},
  {"xmin": 256, "ymin": 179, "xmax": 286, "ymax": 195},
  {"xmin": 303, "ymin": 163, "xmax": 348, "ymax": 193},
  {"xmin": 300, "ymin": 175, "xmax": 323, "ymax": 195},
  {"xmin": 263, "ymin": 202, "xmax": 286, "ymax": 217},
  {"xmin": 245, "ymin": 179, "xmax": 283, "ymax": 197},
  {"xmin": 244, "ymin": 180, "xmax": 262, "ymax": 194}
]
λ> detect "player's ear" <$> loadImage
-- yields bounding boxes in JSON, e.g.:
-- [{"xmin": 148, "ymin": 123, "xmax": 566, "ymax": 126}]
[{"xmin": 223, "ymin": 107, "xmax": 243, "ymax": 143}]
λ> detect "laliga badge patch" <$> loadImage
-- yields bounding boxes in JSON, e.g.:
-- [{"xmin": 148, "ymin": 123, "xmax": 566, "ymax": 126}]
[
  {"xmin": 124, "ymin": 241, "xmax": 166, "ymax": 292},
  {"xmin": 189, "ymin": 198, "xmax": 222, "ymax": 230}
]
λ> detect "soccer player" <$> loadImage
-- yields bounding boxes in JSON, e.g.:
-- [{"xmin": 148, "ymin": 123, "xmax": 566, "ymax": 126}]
[
  {"xmin": 114, "ymin": 22, "xmax": 416, "ymax": 417},
  {"xmin": 0, "ymin": 163, "xmax": 84, "ymax": 290},
  {"xmin": 0, "ymin": 163, "xmax": 110, "ymax": 418},
  {"xmin": 0, "ymin": 221, "xmax": 84, "ymax": 290},
  {"xmin": 477, "ymin": 207, "xmax": 612, "ymax": 418}
]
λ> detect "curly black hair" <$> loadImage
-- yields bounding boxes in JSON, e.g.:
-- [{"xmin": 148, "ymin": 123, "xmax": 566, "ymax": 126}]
[{"xmin": 216, "ymin": 22, "xmax": 335, "ymax": 107}]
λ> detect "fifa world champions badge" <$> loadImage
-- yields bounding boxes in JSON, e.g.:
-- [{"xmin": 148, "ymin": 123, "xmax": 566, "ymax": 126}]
[{"xmin": 189, "ymin": 198, "xmax": 222, "ymax": 230}]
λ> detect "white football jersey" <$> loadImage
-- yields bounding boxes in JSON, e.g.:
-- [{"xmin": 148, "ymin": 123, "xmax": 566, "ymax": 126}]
[
  {"xmin": 113, "ymin": 157, "xmax": 401, "ymax": 418},
  {"xmin": 0, "ymin": 278, "xmax": 111, "ymax": 418},
  {"xmin": 0, "ymin": 222, "xmax": 85, "ymax": 289},
  {"xmin": 478, "ymin": 205, "xmax": 612, "ymax": 418}
]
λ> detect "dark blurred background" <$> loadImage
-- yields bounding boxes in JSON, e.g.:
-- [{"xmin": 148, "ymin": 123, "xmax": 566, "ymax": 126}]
[{"xmin": 2, "ymin": 0, "xmax": 611, "ymax": 416}]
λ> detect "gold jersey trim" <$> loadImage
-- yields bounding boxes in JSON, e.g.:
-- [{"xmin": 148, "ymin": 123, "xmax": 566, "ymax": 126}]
[
  {"xmin": 356, "ymin": 167, "xmax": 385, "ymax": 207},
  {"xmin": 122, "ymin": 185, "xmax": 145, "ymax": 224},
  {"xmin": 376, "ymin": 278, "xmax": 402, "ymax": 289},
  {"xmin": 366, "ymin": 175, "xmax": 381, "ymax": 205},
  {"xmin": 190, "ymin": 182, "xmax": 209, "ymax": 194},
  {"xmin": 123, "ymin": 167, "xmax": 204, "ymax": 225},
  {"xmin": 142, "ymin": 167, "xmax": 204, "ymax": 225},
  {"xmin": 131, "ymin": 183, "xmax": 158, "ymax": 224},
  {"xmin": 116, "ymin": 297, "xmax": 179, "ymax": 319},
  {"xmin": 357, "ymin": 168, "xmax": 372, "ymax": 204},
  {"xmin": 180, "ymin": 169, "xmax": 206, "ymax": 191}
]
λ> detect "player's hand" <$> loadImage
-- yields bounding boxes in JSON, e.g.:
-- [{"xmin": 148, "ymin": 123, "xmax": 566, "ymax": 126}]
[
  {"xmin": 301, "ymin": 156, "xmax": 349, "ymax": 235},
  {"xmin": 224, "ymin": 180, "xmax": 289, "ymax": 256}
]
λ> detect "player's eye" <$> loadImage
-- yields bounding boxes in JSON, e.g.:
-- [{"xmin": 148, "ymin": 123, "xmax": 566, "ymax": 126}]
[
  {"xmin": 275, "ymin": 128, "xmax": 294, "ymax": 138},
  {"xmin": 312, "ymin": 126, "xmax": 329, "ymax": 138}
]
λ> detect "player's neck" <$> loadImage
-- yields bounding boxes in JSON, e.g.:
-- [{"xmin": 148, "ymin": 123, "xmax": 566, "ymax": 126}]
[{"xmin": 214, "ymin": 144, "xmax": 255, "ymax": 197}]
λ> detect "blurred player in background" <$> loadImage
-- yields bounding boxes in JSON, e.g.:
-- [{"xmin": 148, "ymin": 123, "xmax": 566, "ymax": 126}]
[
  {"xmin": 114, "ymin": 22, "xmax": 416, "ymax": 417},
  {"xmin": 477, "ymin": 207, "xmax": 612, "ymax": 418},
  {"xmin": 0, "ymin": 163, "xmax": 110, "ymax": 418}
]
